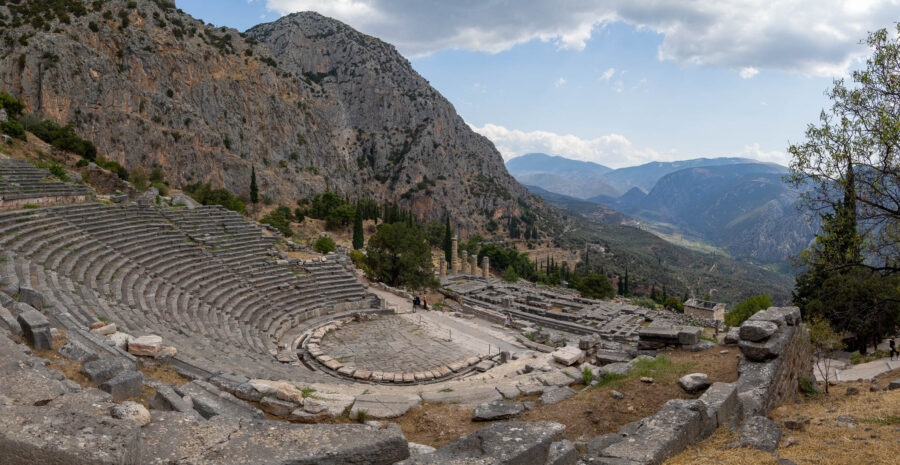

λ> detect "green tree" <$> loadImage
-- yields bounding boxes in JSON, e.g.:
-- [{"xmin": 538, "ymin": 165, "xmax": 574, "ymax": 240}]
[
  {"xmin": 574, "ymin": 273, "xmax": 614, "ymax": 299},
  {"xmin": 365, "ymin": 222, "xmax": 434, "ymax": 289},
  {"xmin": 663, "ymin": 296, "xmax": 684, "ymax": 313},
  {"xmin": 313, "ymin": 236, "xmax": 336, "ymax": 253},
  {"xmin": 502, "ymin": 266, "xmax": 519, "ymax": 283},
  {"xmin": 724, "ymin": 295, "xmax": 772, "ymax": 327},
  {"xmin": 249, "ymin": 166, "xmax": 258, "ymax": 204},
  {"xmin": 352, "ymin": 207, "xmax": 364, "ymax": 250},
  {"xmin": 424, "ymin": 219, "xmax": 444, "ymax": 247},
  {"xmin": 0, "ymin": 92, "xmax": 25, "ymax": 117}
]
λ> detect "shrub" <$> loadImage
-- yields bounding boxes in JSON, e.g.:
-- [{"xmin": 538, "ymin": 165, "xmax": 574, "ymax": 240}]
[
  {"xmin": 573, "ymin": 273, "xmax": 615, "ymax": 299},
  {"xmin": 631, "ymin": 296, "xmax": 657, "ymax": 309},
  {"xmin": 663, "ymin": 296, "xmax": 684, "ymax": 312},
  {"xmin": 0, "ymin": 92, "xmax": 25, "ymax": 117},
  {"xmin": 260, "ymin": 206, "xmax": 294, "ymax": 237},
  {"xmin": 725, "ymin": 295, "xmax": 772, "ymax": 327},
  {"xmin": 22, "ymin": 115, "xmax": 97, "ymax": 160},
  {"xmin": 314, "ymin": 236, "xmax": 336, "ymax": 254},
  {"xmin": 130, "ymin": 166, "xmax": 149, "ymax": 191},
  {"xmin": 182, "ymin": 182, "xmax": 246, "ymax": 214},
  {"xmin": 502, "ymin": 266, "xmax": 519, "ymax": 283},
  {"xmin": 47, "ymin": 163, "xmax": 69, "ymax": 182},
  {"xmin": 1, "ymin": 119, "xmax": 26, "ymax": 140}
]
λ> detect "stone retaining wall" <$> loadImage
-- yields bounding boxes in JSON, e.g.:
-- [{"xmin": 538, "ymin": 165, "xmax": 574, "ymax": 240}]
[
  {"xmin": 0, "ymin": 194, "xmax": 91, "ymax": 210},
  {"xmin": 585, "ymin": 306, "xmax": 813, "ymax": 464}
]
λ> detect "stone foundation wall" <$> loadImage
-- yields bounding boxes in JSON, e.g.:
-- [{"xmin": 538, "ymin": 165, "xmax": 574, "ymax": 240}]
[{"xmin": 0, "ymin": 194, "xmax": 90, "ymax": 211}]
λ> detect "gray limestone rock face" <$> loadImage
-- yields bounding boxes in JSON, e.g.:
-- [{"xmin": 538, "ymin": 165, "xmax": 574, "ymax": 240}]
[
  {"xmin": 81, "ymin": 358, "xmax": 130, "ymax": 384},
  {"xmin": 739, "ymin": 416, "xmax": 782, "ymax": 452},
  {"xmin": 539, "ymin": 386, "xmax": 576, "ymax": 405},
  {"xmin": 99, "ymin": 370, "xmax": 143, "ymax": 401},
  {"xmin": 472, "ymin": 399, "xmax": 525, "ymax": 421},
  {"xmin": 141, "ymin": 412, "xmax": 410, "ymax": 465},
  {"xmin": 17, "ymin": 286, "xmax": 44, "ymax": 310},
  {"xmin": 739, "ymin": 320, "xmax": 779, "ymax": 342},
  {"xmin": 0, "ymin": 403, "xmax": 141, "ymax": 465},
  {"xmin": 546, "ymin": 439, "xmax": 578, "ymax": 465},
  {"xmin": 17, "ymin": 308, "xmax": 52, "ymax": 350},
  {"xmin": 677, "ymin": 373, "xmax": 712, "ymax": 394},
  {"xmin": 59, "ymin": 339, "xmax": 99, "ymax": 363},
  {"xmin": 399, "ymin": 421, "xmax": 566, "ymax": 465}
]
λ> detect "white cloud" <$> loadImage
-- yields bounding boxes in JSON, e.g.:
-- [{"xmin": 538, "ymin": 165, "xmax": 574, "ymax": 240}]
[
  {"xmin": 554, "ymin": 77, "xmax": 567, "ymax": 87},
  {"xmin": 469, "ymin": 123, "xmax": 662, "ymax": 168},
  {"xmin": 265, "ymin": 0, "xmax": 899, "ymax": 77},
  {"xmin": 735, "ymin": 143, "xmax": 789, "ymax": 166},
  {"xmin": 599, "ymin": 68, "xmax": 616, "ymax": 80},
  {"xmin": 739, "ymin": 67, "xmax": 759, "ymax": 79}
]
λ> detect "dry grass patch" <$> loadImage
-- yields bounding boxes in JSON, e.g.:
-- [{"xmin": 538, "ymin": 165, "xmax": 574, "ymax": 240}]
[
  {"xmin": 140, "ymin": 362, "xmax": 192, "ymax": 386},
  {"xmin": 666, "ymin": 368, "xmax": 900, "ymax": 465}
]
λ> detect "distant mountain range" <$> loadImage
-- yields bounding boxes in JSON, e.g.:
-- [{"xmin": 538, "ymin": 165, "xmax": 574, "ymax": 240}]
[
  {"xmin": 508, "ymin": 153, "xmax": 817, "ymax": 264},
  {"xmin": 507, "ymin": 153, "xmax": 618, "ymax": 198}
]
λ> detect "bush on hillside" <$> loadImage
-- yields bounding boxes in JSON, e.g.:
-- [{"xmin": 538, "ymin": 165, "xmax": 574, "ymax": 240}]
[
  {"xmin": 313, "ymin": 236, "xmax": 336, "ymax": 254},
  {"xmin": 573, "ymin": 272, "xmax": 615, "ymax": 299},
  {"xmin": 22, "ymin": 115, "xmax": 97, "ymax": 160},
  {"xmin": 260, "ymin": 206, "xmax": 294, "ymax": 236},
  {"xmin": 183, "ymin": 182, "xmax": 246, "ymax": 214}
]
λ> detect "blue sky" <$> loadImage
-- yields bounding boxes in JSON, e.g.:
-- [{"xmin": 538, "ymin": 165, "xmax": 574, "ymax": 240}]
[{"xmin": 175, "ymin": 1, "xmax": 897, "ymax": 168}]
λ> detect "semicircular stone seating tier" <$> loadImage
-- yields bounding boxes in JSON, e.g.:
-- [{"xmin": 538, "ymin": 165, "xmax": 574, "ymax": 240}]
[{"xmin": 0, "ymin": 202, "xmax": 373, "ymax": 383}]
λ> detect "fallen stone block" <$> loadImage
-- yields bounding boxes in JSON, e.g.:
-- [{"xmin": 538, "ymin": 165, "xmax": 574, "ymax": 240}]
[
  {"xmin": 127, "ymin": 335, "xmax": 162, "ymax": 357},
  {"xmin": 739, "ymin": 320, "xmax": 779, "ymax": 342},
  {"xmin": 150, "ymin": 384, "xmax": 201, "ymax": 418},
  {"xmin": 350, "ymin": 393, "xmax": 421, "ymax": 420},
  {"xmin": 0, "ymin": 403, "xmax": 141, "ymax": 465},
  {"xmin": 551, "ymin": 345, "xmax": 585, "ymax": 366},
  {"xmin": 408, "ymin": 442, "xmax": 436, "ymax": 457},
  {"xmin": 81, "ymin": 358, "xmax": 130, "ymax": 384},
  {"xmin": 421, "ymin": 386, "xmax": 501, "ymax": 407},
  {"xmin": 597, "ymin": 362, "xmax": 632, "ymax": 377},
  {"xmin": 471, "ymin": 399, "xmax": 525, "ymax": 421},
  {"xmin": 739, "ymin": 416, "xmax": 781, "ymax": 452},
  {"xmin": 538, "ymin": 370, "xmax": 578, "ymax": 387},
  {"xmin": 92, "ymin": 322, "xmax": 117, "ymax": 336},
  {"xmin": 107, "ymin": 331, "xmax": 131, "ymax": 350},
  {"xmin": 638, "ymin": 327, "xmax": 680, "ymax": 343},
  {"xmin": 595, "ymin": 349, "xmax": 632, "ymax": 365},
  {"xmin": 539, "ymin": 386, "xmax": 576, "ymax": 405},
  {"xmin": 142, "ymin": 412, "xmax": 410, "ymax": 465},
  {"xmin": 260, "ymin": 395, "xmax": 297, "ymax": 417},
  {"xmin": 723, "ymin": 327, "xmax": 740, "ymax": 345},
  {"xmin": 398, "ymin": 421, "xmax": 565, "ymax": 465},
  {"xmin": 17, "ymin": 308, "xmax": 52, "ymax": 350},
  {"xmin": 682, "ymin": 340, "xmax": 716, "ymax": 352},
  {"xmin": 99, "ymin": 370, "xmax": 143, "ymax": 401},
  {"xmin": 678, "ymin": 373, "xmax": 712, "ymax": 394},
  {"xmin": 547, "ymin": 439, "xmax": 578, "ymax": 465},
  {"xmin": 600, "ymin": 399, "xmax": 708, "ymax": 464},
  {"xmin": 495, "ymin": 383, "xmax": 521, "ymax": 399},
  {"xmin": 698, "ymin": 382, "xmax": 740, "ymax": 432},
  {"xmin": 678, "ymin": 327, "xmax": 702, "ymax": 345},
  {"xmin": 17, "ymin": 286, "xmax": 43, "ymax": 309},
  {"xmin": 59, "ymin": 339, "xmax": 99, "ymax": 363},
  {"xmin": 586, "ymin": 433, "xmax": 626, "ymax": 457},
  {"xmin": 174, "ymin": 381, "xmax": 264, "ymax": 420}
]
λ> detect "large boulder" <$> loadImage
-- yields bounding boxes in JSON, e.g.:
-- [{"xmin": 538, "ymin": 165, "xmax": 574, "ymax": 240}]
[
  {"xmin": 111, "ymin": 401, "xmax": 152, "ymax": 426},
  {"xmin": 399, "ymin": 422, "xmax": 566, "ymax": 465}
]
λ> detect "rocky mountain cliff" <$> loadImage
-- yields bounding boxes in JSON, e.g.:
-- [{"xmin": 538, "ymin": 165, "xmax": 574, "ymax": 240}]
[{"xmin": 0, "ymin": 0, "xmax": 543, "ymax": 232}]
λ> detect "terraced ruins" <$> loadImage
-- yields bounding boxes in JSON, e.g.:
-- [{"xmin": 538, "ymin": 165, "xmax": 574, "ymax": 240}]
[{"xmin": 0, "ymin": 156, "xmax": 826, "ymax": 464}]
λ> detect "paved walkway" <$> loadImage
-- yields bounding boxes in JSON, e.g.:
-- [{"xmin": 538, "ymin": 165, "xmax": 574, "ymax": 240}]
[{"xmin": 815, "ymin": 357, "xmax": 898, "ymax": 382}]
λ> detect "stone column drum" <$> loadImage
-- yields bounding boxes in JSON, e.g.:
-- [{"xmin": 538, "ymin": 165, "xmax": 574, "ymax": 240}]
[
  {"xmin": 439, "ymin": 257, "xmax": 446, "ymax": 277},
  {"xmin": 460, "ymin": 251, "xmax": 468, "ymax": 275},
  {"xmin": 482, "ymin": 256, "xmax": 490, "ymax": 278},
  {"xmin": 451, "ymin": 235, "xmax": 459, "ymax": 274},
  {"xmin": 470, "ymin": 255, "xmax": 478, "ymax": 276}
]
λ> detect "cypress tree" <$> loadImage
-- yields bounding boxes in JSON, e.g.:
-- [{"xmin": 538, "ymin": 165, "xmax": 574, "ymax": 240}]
[
  {"xmin": 249, "ymin": 166, "xmax": 258, "ymax": 204},
  {"xmin": 352, "ymin": 207, "xmax": 364, "ymax": 250},
  {"xmin": 443, "ymin": 216, "xmax": 453, "ymax": 263},
  {"xmin": 624, "ymin": 268, "xmax": 629, "ymax": 296}
]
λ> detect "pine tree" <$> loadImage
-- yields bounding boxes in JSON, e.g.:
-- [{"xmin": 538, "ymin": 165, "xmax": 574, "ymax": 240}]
[
  {"xmin": 352, "ymin": 207, "xmax": 364, "ymax": 250},
  {"xmin": 249, "ymin": 166, "xmax": 258, "ymax": 204}
]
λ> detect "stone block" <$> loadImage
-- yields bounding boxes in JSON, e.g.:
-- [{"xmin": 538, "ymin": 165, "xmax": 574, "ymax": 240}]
[
  {"xmin": 260, "ymin": 396, "xmax": 296, "ymax": 417},
  {"xmin": 350, "ymin": 393, "xmax": 421, "ymax": 419},
  {"xmin": 739, "ymin": 326, "xmax": 792, "ymax": 362},
  {"xmin": 638, "ymin": 327, "xmax": 680, "ymax": 343},
  {"xmin": 600, "ymin": 399, "xmax": 707, "ymax": 464},
  {"xmin": 142, "ymin": 412, "xmax": 410, "ymax": 465},
  {"xmin": 59, "ymin": 339, "xmax": 99, "ymax": 363},
  {"xmin": 0, "ymin": 403, "xmax": 141, "ymax": 465},
  {"xmin": 421, "ymin": 386, "xmax": 501, "ymax": 407},
  {"xmin": 0, "ymin": 304, "xmax": 22, "ymax": 335},
  {"xmin": 17, "ymin": 286, "xmax": 43, "ymax": 309},
  {"xmin": 81, "ymin": 358, "xmax": 129, "ymax": 384},
  {"xmin": 546, "ymin": 439, "xmax": 578, "ymax": 465},
  {"xmin": 739, "ymin": 416, "xmax": 781, "ymax": 452},
  {"xmin": 495, "ymin": 383, "xmax": 520, "ymax": 399},
  {"xmin": 398, "ymin": 422, "xmax": 565, "ymax": 465},
  {"xmin": 586, "ymin": 433, "xmax": 625, "ymax": 457},
  {"xmin": 110, "ymin": 401, "xmax": 151, "ymax": 426},
  {"xmin": 595, "ymin": 349, "xmax": 631, "ymax": 365},
  {"xmin": 538, "ymin": 370, "xmax": 578, "ymax": 387},
  {"xmin": 551, "ymin": 345, "xmax": 585, "ymax": 366},
  {"xmin": 597, "ymin": 362, "xmax": 632, "ymax": 377},
  {"xmin": 699, "ymin": 382, "xmax": 740, "ymax": 431},
  {"xmin": 17, "ymin": 308, "xmax": 51, "ymax": 350},
  {"xmin": 150, "ymin": 384, "xmax": 201, "ymax": 418},
  {"xmin": 887, "ymin": 379, "xmax": 900, "ymax": 391},
  {"xmin": 678, "ymin": 373, "xmax": 711, "ymax": 394},
  {"xmin": 99, "ymin": 370, "xmax": 143, "ymax": 401},
  {"xmin": 539, "ymin": 386, "xmax": 576, "ymax": 405},
  {"xmin": 739, "ymin": 320, "xmax": 778, "ymax": 342},
  {"xmin": 471, "ymin": 399, "xmax": 525, "ymax": 421},
  {"xmin": 677, "ymin": 327, "xmax": 702, "ymax": 345},
  {"xmin": 174, "ymin": 381, "xmax": 264, "ymax": 420},
  {"xmin": 92, "ymin": 323, "xmax": 117, "ymax": 336},
  {"xmin": 127, "ymin": 335, "xmax": 162, "ymax": 357},
  {"xmin": 107, "ymin": 331, "xmax": 131, "ymax": 349},
  {"xmin": 723, "ymin": 327, "xmax": 740, "ymax": 345}
]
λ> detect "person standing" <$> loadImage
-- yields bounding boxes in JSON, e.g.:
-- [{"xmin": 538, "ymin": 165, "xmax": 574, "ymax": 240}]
[{"xmin": 890, "ymin": 337, "xmax": 897, "ymax": 361}]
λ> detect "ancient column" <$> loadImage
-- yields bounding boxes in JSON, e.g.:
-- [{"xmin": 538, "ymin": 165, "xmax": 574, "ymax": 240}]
[
  {"xmin": 439, "ymin": 257, "xmax": 446, "ymax": 277},
  {"xmin": 451, "ymin": 235, "xmax": 459, "ymax": 274},
  {"xmin": 482, "ymin": 256, "xmax": 490, "ymax": 278},
  {"xmin": 470, "ymin": 255, "xmax": 477, "ymax": 276},
  {"xmin": 460, "ymin": 251, "xmax": 468, "ymax": 274}
]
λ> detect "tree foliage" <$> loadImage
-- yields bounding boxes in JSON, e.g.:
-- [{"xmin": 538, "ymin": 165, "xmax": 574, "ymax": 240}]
[
  {"xmin": 249, "ymin": 166, "xmax": 258, "ymax": 204},
  {"xmin": 352, "ymin": 207, "xmax": 364, "ymax": 250},
  {"xmin": 573, "ymin": 272, "xmax": 615, "ymax": 299},
  {"xmin": 183, "ymin": 182, "xmax": 246, "ymax": 214},
  {"xmin": 261, "ymin": 206, "xmax": 293, "ymax": 236},
  {"xmin": 313, "ymin": 236, "xmax": 336, "ymax": 254},
  {"xmin": 807, "ymin": 315, "xmax": 844, "ymax": 394},
  {"xmin": 725, "ymin": 294, "xmax": 772, "ymax": 327},
  {"xmin": 365, "ymin": 222, "xmax": 435, "ymax": 289}
]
